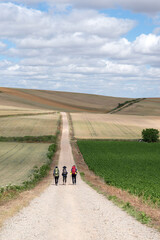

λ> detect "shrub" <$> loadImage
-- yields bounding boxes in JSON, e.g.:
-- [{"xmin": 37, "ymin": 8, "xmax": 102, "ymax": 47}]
[{"xmin": 142, "ymin": 128, "xmax": 159, "ymax": 143}]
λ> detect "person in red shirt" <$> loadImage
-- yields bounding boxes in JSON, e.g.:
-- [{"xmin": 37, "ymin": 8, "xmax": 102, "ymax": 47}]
[{"xmin": 70, "ymin": 165, "xmax": 78, "ymax": 185}]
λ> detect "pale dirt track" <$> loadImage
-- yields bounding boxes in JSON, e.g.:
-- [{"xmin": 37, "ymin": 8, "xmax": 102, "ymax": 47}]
[{"xmin": 0, "ymin": 112, "xmax": 160, "ymax": 240}]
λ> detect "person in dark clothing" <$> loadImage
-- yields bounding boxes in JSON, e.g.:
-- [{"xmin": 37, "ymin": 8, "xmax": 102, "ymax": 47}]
[
  {"xmin": 70, "ymin": 165, "xmax": 78, "ymax": 185},
  {"xmin": 62, "ymin": 166, "xmax": 68, "ymax": 184},
  {"xmin": 53, "ymin": 166, "xmax": 59, "ymax": 185}
]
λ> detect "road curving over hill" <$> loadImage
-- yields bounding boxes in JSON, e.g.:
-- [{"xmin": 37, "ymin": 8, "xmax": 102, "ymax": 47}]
[{"xmin": 0, "ymin": 112, "xmax": 160, "ymax": 240}]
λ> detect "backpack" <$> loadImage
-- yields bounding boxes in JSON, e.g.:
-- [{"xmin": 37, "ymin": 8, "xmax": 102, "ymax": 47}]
[
  {"xmin": 54, "ymin": 168, "xmax": 59, "ymax": 177},
  {"xmin": 71, "ymin": 166, "xmax": 76, "ymax": 174},
  {"xmin": 63, "ymin": 168, "xmax": 67, "ymax": 175}
]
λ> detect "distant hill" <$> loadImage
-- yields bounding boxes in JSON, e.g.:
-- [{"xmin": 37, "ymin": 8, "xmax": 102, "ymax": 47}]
[
  {"xmin": 0, "ymin": 87, "xmax": 159, "ymax": 115},
  {"xmin": 0, "ymin": 87, "xmax": 133, "ymax": 113},
  {"xmin": 115, "ymin": 98, "xmax": 160, "ymax": 116}
]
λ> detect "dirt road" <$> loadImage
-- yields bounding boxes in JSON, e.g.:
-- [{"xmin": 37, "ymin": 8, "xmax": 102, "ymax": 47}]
[{"xmin": 0, "ymin": 112, "xmax": 160, "ymax": 240}]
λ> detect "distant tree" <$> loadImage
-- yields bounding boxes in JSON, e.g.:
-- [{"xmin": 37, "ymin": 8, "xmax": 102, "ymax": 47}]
[{"xmin": 142, "ymin": 128, "xmax": 159, "ymax": 143}]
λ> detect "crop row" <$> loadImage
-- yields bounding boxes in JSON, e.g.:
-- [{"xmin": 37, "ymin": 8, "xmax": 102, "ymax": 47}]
[{"xmin": 77, "ymin": 140, "xmax": 160, "ymax": 205}]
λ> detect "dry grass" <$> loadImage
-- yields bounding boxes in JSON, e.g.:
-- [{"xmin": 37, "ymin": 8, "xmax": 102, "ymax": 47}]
[
  {"xmin": 0, "ymin": 142, "xmax": 51, "ymax": 186},
  {"xmin": 0, "ymin": 113, "xmax": 59, "ymax": 137},
  {"xmin": 71, "ymin": 113, "xmax": 160, "ymax": 139}
]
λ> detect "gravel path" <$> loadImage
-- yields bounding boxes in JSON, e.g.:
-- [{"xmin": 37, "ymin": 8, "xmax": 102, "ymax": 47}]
[{"xmin": 0, "ymin": 112, "xmax": 160, "ymax": 240}]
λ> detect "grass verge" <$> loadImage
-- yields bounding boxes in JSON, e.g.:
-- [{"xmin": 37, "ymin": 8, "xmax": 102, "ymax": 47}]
[{"xmin": 81, "ymin": 171, "xmax": 151, "ymax": 225}]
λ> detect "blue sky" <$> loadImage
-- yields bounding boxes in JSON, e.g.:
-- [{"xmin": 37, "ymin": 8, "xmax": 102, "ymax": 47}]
[
  {"xmin": 102, "ymin": 8, "xmax": 155, "ymax": 40},
  {"xmin": 0, "ymin": 0, "xmax": 160, "ymax": 97}
]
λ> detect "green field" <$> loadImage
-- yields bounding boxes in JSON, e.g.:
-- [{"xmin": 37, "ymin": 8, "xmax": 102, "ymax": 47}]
[
  {"xmin": 0, "ymin": 142, "xmax": 51, "ymax": 186},
  {"xmin": 0, "ymin": 113, "xmax": 59, "ymax": 137},
  {"xmin": 77, "ymin": 140, "xmax": 160, "ymax": 205}
]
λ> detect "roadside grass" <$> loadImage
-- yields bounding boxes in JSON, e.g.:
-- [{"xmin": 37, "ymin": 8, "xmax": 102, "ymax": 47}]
[
  {"xmin": 77, "ymin": 140, "xmax": 160, "ymax": 207},
  {"xmin": 109, "ymin": 197, "xmax": 151, "ymax": 225},
  {"xmin": 80, "ymin": 171, "xmax": 151, "ymax": 225}
]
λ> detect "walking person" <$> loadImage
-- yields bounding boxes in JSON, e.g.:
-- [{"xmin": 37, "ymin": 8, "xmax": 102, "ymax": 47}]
[
  {"xmin": 62, "ymin": 166, "xmax": 68, "ymax": 184},
  {"xmin": 53, "ymin": 166, "xmax": 59, "ymax": 186},
  {"xmin": 70, "ymin": 165, "xmax": 78, "ymax": 185}
]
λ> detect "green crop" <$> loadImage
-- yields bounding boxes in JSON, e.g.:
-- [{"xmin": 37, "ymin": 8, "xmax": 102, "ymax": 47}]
[{"xmin": 77, "ymin": 140, "xmax": 160, "ymax": 206}]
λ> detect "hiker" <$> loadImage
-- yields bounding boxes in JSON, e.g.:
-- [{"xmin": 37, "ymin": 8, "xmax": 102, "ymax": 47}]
[
  {"xmin": 53, "ymin": 166, "xmax": 59, "ymax": 185},
  {"xmin": 70, "ymin": 165, "xmax": 78, "ymax": 185},
  {"xmin": 62, "ymin": 166, "xmax": 68, "ymax": 184}
]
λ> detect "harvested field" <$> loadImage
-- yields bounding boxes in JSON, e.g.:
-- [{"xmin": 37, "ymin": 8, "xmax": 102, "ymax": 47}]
[
  {"xmin": 0, "ymin": 105, "xmax": 54, "ymax": 117},
  {"xmin": 0, "ymin": 113, "xmax": 59, "ymax": 137},
  {"xmin": 71, "ymin": 113, "xmax": 160, "ymax": 139},
  {"xmin": 116, "ymin": 98, "xmax": 160, "ymax": 116},
  {"xmin": 0, "ymin": 142, "xmax": 50, "ymax": 186}
]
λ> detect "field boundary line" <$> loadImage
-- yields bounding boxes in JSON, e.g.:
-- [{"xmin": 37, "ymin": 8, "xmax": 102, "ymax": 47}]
[
  {"xmin": 0, "ymin": 111, "xmax": 57, "ymax": 118},
  {"xmin": 109, "ymin": 98, "xmax": 146, "ymax": 114},
  {"xmin": 68, "ymin": 113, "xmax": 160, "ymax": 231},
  {"xmin": 75, "ymin": 138, "xmax": 140, "ymax": 141}
]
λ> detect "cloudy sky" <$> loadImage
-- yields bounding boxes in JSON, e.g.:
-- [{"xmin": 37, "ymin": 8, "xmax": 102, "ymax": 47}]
[{"xmin": 0, "ymin": 1, "xmax": 160, "ymax": 97}]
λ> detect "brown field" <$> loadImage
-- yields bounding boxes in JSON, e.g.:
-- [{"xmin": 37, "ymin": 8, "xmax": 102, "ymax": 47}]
[
  {"xmin": 0, "ymin": 87, "xmax": 133, "ymax": 113},
  {"xmin": 71, "ymin": 113, "xmax": 160, "ymax": 139},
  {"xmin": 115, "ymin": 98, "xmax": 160, "ymax": 116},
  {"xmin": 0, "ymin": 113, "xmax": 59, "ymax": 137}
]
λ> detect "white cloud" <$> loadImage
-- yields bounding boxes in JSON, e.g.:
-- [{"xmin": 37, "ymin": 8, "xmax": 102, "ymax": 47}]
[
  {"xmin": 0, "ymin": 41, "xmax": 6, "ymax": 48},
  {"xmin": 7, "ymin": 0, "xmax": 160, "ymax": 13},
  {"xmin": 0, "ymin": 3, "xmax": 135, "ymax": 40},
  {"xmin": 133, "ymin": 34, "xmax": 160, "ymax": 54},
  {"xmin": 0, "ymin": 2, "xmax": 160, "ymax": 97},
  {"xmin": 8, "ymin": 64, "xmax": 20, "ymax": 71}
]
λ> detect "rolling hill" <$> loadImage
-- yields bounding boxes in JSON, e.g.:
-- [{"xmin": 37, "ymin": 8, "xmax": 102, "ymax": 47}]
[
  {"xmin": 0, "ymin": 87, "xmax": 159, "ymax": 115},
  {"xmin": 115, "ymin": 98, "xmax": 160, "ymax": 116},
  {"xmin": 0, "ymin": 87, "xmax": 133, "ymax": 113}
]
